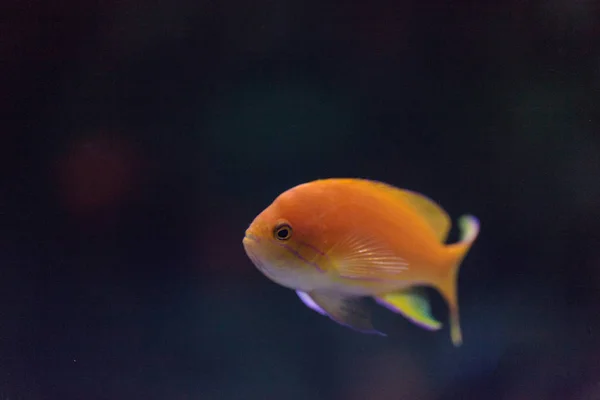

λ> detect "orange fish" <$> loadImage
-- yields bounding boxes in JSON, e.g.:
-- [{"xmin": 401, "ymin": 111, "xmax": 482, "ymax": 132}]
[{"xmin": 242, "ymin": 178, "xmax": 480, "ymax": 346}]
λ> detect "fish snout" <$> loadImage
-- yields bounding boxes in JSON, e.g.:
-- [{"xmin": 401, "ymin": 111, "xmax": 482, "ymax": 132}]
[
  {"xmin": 242, "ymin": 231, "xmax": 260, "ymax": 260},
  {"xmin": 243, "ymin": 230, "xmax": 260, "ymax": 244}
]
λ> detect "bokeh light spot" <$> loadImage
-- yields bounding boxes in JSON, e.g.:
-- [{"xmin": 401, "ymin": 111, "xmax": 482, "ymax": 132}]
[{"xmin": 56, "ymin": 132, "xmax": 142, "ymax": 216}]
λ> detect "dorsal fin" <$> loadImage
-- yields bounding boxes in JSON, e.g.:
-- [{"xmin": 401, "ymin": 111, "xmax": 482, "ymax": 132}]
[{"xmin": 368, "ymin": 181, "xmax": 452, "ymax": 242}]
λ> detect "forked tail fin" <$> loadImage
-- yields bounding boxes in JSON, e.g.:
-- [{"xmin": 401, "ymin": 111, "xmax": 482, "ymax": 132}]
[{"xmin": 436, "ymin": 215, "xmax": 480, "ymax": 346}]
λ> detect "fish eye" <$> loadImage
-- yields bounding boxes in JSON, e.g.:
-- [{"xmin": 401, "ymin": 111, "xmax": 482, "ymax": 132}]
[{"xmin": 273, "ymin": 222, "xmax": 292, "ymax": 241}]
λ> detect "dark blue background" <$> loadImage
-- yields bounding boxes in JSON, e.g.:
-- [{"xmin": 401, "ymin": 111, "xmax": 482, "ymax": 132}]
[{"xmin": 2, "ymin": 1, "xmax": 600, "ymax": 399}]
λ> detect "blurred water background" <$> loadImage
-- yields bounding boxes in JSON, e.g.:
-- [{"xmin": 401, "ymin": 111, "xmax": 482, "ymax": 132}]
[{"xmin": 2, "ymin": 0, "xmax": 600, "ymax": 399}]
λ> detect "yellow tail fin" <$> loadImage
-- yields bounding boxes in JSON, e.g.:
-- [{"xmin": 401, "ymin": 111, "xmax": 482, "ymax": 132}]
[{"xmin": 436, "ymin": 215, "xmax": 480, "ymax": 347}]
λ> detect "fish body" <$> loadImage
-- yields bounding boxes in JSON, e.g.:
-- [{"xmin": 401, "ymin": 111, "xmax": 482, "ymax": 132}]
[{"xmin": 242, "ymin": 178, "xmax": 480, "ymax": 346}]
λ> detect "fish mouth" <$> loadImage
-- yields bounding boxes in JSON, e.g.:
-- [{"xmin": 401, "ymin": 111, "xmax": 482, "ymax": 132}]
[
  {"xmin": 243, "ymin": 224, "xmax": 263, "ymax": 244},
  {"xmin": 243, "ymin": 234, "xmax": 266, "ymax": 272},
  {"xmin": 243, "ymin": 231, "xmax": 260, "ymax": 244}
]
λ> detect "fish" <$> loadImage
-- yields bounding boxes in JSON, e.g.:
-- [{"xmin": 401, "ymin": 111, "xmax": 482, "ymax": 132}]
[{"xmin": 242, "ymin": 178, "xmax": 480, "ymax": 346}]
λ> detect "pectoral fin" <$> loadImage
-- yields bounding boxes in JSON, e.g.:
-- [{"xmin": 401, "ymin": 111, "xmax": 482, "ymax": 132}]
[
  {"xmin": 375, "ymin": 288, "xmax": 442, "ymax": 331},
  {"xmin": 307, "ymin": 291, "xmax": 385, "ymax": 336},
  {"xmin": 328, "ymin": 233, "xmax": 409, "ymax": 281}
]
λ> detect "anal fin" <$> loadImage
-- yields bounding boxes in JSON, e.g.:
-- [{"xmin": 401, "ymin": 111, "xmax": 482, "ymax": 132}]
[
  {"xmin": 307, "ymin": 291, "xmax": 386, "ymax": 336},
  {"xmin": 375, "ymin": 288, "xmax": 442, "ymax": 331}
]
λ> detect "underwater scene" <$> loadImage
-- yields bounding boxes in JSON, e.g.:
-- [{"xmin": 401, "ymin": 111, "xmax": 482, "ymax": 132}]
[{"xmin": 2, "ymin": 1, "xmax": 600, "ymax": 399}]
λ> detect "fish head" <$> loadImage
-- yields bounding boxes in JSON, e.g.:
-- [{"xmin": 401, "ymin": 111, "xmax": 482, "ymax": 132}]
[{"xmin": 243, "ymin": 186, "xmax": 330, "ymax": 290}]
